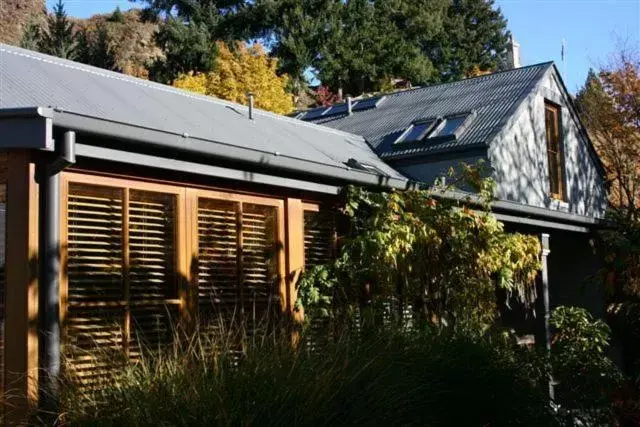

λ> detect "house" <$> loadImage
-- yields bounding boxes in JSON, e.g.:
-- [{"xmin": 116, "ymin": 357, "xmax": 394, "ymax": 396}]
[
  {"xmin": 0, "ymin": 43, "xmax": 410, "ymax": 423},
  {"xmin": 297, "ymin": 62, "xmax": 608, "ymax": 344},
  {"xmin": 0, "ymin": 43, "xmax": 607, "ymax": 423}
]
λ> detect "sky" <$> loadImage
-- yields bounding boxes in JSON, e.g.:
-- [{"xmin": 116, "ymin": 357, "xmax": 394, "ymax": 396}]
[{"xmin": 47, "ymin": 0, "xmax": 640, "ymax": 92}]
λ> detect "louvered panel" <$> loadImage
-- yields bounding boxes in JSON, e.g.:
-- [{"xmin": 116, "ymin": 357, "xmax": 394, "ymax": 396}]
[
  {"xmin": 302, "ymin": 209, "xmax": 336, "ymax": 351},
  {"xmin": 129, "ymin": 190, "xmax": 177, "ymax": 301},
  {"xmin": 65, "ymin": 306, "xmax": 125, "ymax": 393},
  {"xmin": 67, "ymin": 184, "xmax": 124, "ymax": 303},
  {"xmin": 197, "ymin": 199, "xmax": 239, "ymax": 306},
  {"xmin": 129, "ymin": 304, "xmax": 180, "ymax": 359},
  {"xmin": 303, "ymin": 210, "xmax": 335, "ymax": 268},
  {"xmin": 242, "ymin": 204, "xmax": 277, "ymax": 303}
]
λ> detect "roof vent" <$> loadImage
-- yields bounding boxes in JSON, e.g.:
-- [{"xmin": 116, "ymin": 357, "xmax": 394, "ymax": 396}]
[
  {"xmin": 345, "ymin": 158, "xmax": 388, "ymax": 176},
  {"xmin": 247, "ymin": 92, "xmax": 255, "ymax": 120}
]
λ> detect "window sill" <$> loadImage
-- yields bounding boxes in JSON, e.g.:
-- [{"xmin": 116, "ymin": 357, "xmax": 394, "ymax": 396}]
[{"xmin": 548, "ymin": 197, "xmax": 570, "ymax": 212}]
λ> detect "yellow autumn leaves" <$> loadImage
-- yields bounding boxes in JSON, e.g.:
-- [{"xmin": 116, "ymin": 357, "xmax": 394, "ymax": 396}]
[{"xmin": 173, "ymin": 41, "xmax": 294, "ymax": 115}]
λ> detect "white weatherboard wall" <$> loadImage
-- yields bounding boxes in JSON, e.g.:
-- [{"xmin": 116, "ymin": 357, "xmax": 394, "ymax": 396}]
[{"xmin": 488, "ymin": 69, "xmax": 607, "ymax": 218}]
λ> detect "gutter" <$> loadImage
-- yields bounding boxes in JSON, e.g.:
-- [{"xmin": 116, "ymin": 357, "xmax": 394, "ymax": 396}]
[{"xmin": 52, "ymin": 110, "xmax": 414, "ymax": 191}]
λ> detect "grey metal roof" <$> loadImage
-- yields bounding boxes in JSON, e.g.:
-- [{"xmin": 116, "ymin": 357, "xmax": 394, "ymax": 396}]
[
  {"xmin": 0, "ymin": 43, "xmax": 407, "ymax": 185},
  {"xmin": 303, "ymin": 63, "xmax": 553, "ymax": 160}
]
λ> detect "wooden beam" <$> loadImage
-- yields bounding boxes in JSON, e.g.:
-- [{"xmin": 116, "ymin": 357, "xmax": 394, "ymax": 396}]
[
  {"xmin": 4, "ymin": 151, "xmax": 39, "ymax": 425},
  {"xmin": 285, "ymin": 199, "xmax": 305, "ymax": 322}
]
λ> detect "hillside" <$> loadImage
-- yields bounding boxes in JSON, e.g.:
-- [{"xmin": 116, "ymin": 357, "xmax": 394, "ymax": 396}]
[
  {"xmin": 0, "ymin": 0, "xmax": 45, "ymax": 45},
  {"xmin": 76, "ymin": 9, "xmax": 163, "ymax": 79}
]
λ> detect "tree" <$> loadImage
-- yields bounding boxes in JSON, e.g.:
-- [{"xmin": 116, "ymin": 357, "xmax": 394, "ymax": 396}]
[
  {"xmin": 576, "ymin": 54, "xmax": 640, "ymax": 218},
  {"xmin": 173, "ymin": 41, "xmax": 294, "ymax": 114},
  {"xmin": 108, "ymin": 6, "xmax": 126, "ymax": 23},
  {"xmin": 136, "ymin": 0, "xmax": 249, "ymax": 83},
  {"xmin": 76, "ymin": 22, "xmax": 118, "ymax": 71},
  {"xmin": 576, "ymin": 48, "xmax": 640, "ymax": 384},
  {"xmin": 39, "ymin": 0, "xmax": 77, "ymax": 60},
  {"xmin": 20, "ymin": 21, "xmax": 42, "ymax": 50},
  {"xmin": 427, "ymin": 0, "xmax": 510, "ymax": 81}
]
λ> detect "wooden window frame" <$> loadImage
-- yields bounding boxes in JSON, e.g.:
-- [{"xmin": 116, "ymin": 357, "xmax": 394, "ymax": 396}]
[
  {"xmin": 60, "ymin": 172, "xmax": 188, "ymax": 358},
  {"xmin": 187, "ymin": 188, "xmax": 287, "ymax": 315},
  {"xmin": 544, "ymin": 101, "xmax": 567, "ymax": 201}
]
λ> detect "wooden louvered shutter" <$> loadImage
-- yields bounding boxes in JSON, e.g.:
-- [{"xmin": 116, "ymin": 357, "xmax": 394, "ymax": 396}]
[
  {"xmin": 302, "ymin": 207, "xmax": 336, "ymax": 349},
  {"xmin": 242, "ymin": 203, "xmax": 279, "ymax": 329},
  {"xmin": 64, "ymin": 180, "xmax": 181, "ymax": 390},
  {"xmin": 196, "ymin": 196, "xmax": 281, "ymax": 337},
  {"xmin": 303, "ymin": 209, "xmax": 335, "ymax": 269},
  {"xmin": 65, "ymin": 183, "xmax": 125, "ymax": 390},
  {"xmin": 128, "ymin": 190, "xmax": 179, "ymax": 358}
]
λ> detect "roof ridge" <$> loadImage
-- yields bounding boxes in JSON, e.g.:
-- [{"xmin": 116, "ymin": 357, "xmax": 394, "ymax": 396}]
[
  {"xmin": 385, "ymin": 62, "xmax": 555, "ymax": 98},
  {"xmin": 0, "ymin": 43, "xmax": 366, "ymax": 142}
]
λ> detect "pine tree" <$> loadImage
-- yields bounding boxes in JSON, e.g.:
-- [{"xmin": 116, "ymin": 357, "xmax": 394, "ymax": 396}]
[
  {"xmin": 20, "ymin": 21, "xmax": 42, "ymax": 51},
  {"xmin": 140, "ymin": 0, "xmax": 248, "ymax": 83},
  {"xmin": 40, "ymin": 0, "xmax": 77, "ymax": 60},
  {"xmin": 429, "ymin": 0, "xmax": 510, "ymax": 81},
  {"xmin": 108, "ymin": 6, "xmax": 126, "ymax": 23},
  {"xmin": 90, "ymin": 23, "xmax": 118, "ymax": 70}
]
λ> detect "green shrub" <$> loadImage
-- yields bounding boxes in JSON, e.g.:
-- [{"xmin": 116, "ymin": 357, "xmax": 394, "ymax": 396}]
[
  {"xmin": 63, "ymin": 328, "xmax": 557, "ymax": 427},
  {"xmin": 550, "ymin": 306, "xmax": 624, "ymax": 424}
]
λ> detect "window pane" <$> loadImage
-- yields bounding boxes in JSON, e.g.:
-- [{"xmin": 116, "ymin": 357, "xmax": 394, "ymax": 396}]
[
  {"xmin": 430, "ymin": 116, "xmax": 466, "ymax": 137},
  {"xmin": 545, "ymin": 104, "xmax": 564, "ymax": 198},
  {"xmin": 398, "ymin": 122, "xmax": 433, "ymax": 143}
]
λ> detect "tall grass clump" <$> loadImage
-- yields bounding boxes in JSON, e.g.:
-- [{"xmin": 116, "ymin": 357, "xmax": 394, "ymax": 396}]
[{"xmin": 61, "ymin": 321, "xmax": 557, "ymax": 427}]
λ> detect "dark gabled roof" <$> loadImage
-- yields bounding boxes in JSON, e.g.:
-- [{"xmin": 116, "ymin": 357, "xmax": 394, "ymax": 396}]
[
  {"xmin": 0, "ymin": 43, "xmax": 407, "ymax": 187},
  {"xmin": 301, "ymin": 62, "xmax": 554, "ymax": 160}
]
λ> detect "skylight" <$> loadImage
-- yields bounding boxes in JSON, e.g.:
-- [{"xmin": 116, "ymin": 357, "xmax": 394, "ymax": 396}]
[
  {"xmin": 429, "ymin": 115, "xmax": 468, "ymax": 138},
  {"xmin": 396, "ymin": 120, "xmax": 437, "ymax": 144},
  {"xmin": 394, "ymin": 112, "xmax": 474, "ymax": 145}
]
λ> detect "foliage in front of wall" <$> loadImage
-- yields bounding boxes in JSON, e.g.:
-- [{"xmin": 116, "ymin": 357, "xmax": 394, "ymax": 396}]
[
  {"xmin": 297, "ymin": 171, "xmax": 541, "ymax": 334},
  {"xmin": 62, "ymin": 326, "xmax": 558, "ymax": 427},
  {"xmin": 550, "ymin": 306, "xmax": 624, "ymax": 425}
]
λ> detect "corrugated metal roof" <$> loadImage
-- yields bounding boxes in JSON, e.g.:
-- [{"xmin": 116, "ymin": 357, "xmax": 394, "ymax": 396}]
[
  {"xmin": 303, "ymin": 63, "xmax": 553, "ymax": 160},
  {"xmin": 0, "ymin": 43, "xmax": 406, "ymax": 182}
]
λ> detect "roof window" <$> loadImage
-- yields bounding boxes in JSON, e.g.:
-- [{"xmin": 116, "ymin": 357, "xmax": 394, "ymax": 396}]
[{"xmin": 395, "ymin": 112, "xmax": 475, "ymax": 145}]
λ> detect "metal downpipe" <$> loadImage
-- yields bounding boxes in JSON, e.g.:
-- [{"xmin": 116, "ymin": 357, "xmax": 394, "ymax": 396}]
[{"xmin": 37, "ymin": 131, "xmax": 75, "ymax": 422}]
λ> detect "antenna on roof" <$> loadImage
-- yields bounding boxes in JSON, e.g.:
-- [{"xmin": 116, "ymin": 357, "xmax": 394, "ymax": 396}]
[{"xmin": 561, "ymin": 38, "xmax": 567, "ymax": 81}]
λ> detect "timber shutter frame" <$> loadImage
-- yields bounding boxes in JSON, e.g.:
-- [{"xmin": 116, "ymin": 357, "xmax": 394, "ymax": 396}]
[
  {"xmin": 59, "ymin": 171, "xmax": 298, "ymax": 391},
  {"xmin": 544, "ymin": 101, "xmax": 567, "ymax": 201}
]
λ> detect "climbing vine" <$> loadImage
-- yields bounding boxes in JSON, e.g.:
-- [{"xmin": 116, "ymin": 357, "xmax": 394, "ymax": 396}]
[{"xmin": 298, "ymin": 168, "xmax": 541, "ymax": 333}]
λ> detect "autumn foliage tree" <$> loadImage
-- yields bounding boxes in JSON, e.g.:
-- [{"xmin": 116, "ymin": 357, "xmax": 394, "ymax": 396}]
[
  {"xmin": 576, "ymin": 51, "xmax": 640, "ymax": 219},
  {"xmin": 577, "ymin": 49, "xmax": 640, "ymax": 382},
  {"xmin": 173, "ymin": 41, "xmax": 294, "ymax": 114}
]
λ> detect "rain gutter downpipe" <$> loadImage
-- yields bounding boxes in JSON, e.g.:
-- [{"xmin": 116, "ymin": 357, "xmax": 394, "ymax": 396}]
[{"xmin": 37, "ymin": 130, "xmax": 76, "ymax": 421}]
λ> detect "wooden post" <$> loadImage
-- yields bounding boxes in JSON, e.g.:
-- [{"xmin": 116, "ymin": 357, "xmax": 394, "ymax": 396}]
[
  {"xmin": 285, "ymin": 199, "xmax": 304, "ymax": 324},
  {"xmin": 4, "ymin": 151, "xmax": 39, "ymax": 425}
]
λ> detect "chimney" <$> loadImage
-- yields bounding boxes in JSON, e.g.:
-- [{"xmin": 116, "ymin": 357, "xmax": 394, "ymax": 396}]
[
  {"xmin": 247, "ymin": 92, "xmax": 254, "ymax": 120},
  {"xmin": 346, "ymin": 96, "xmax": 353, "ymax": 115},
  {"xmin": 507, "ymin": 36, "xmax": 521, "ymax": 69}
]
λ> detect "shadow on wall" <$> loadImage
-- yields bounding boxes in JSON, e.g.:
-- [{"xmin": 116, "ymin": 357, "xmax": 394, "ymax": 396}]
[{"xmin": 490, "ymin": 93, "xmax": 606, "ymax": 217}]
